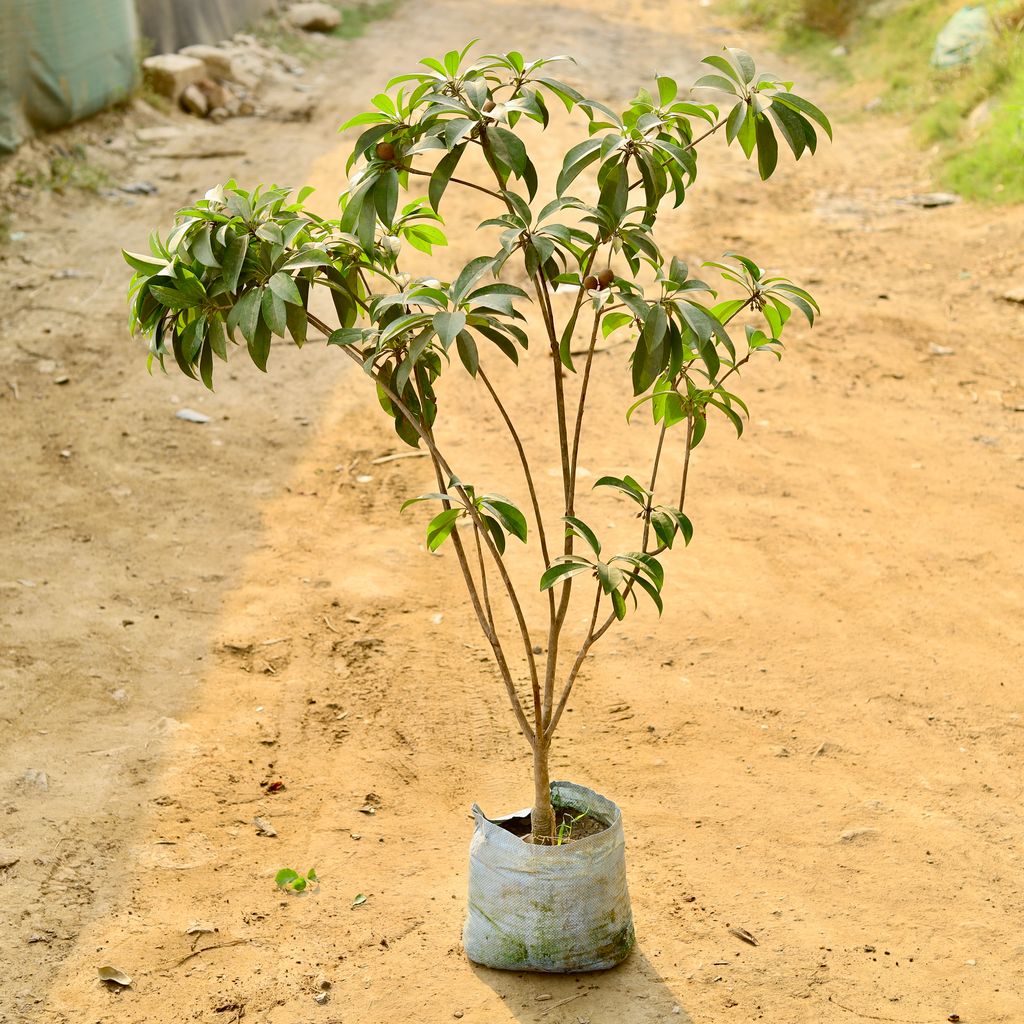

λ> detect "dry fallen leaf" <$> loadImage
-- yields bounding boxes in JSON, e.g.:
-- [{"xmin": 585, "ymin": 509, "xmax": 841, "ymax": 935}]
[
  {"xmin": 185, "ymin": 921, "xmax": 216, "ymax": 936},
  {"xmin": 97, "ymin": 965, "xmax": 132, "ymax": 986},
  {"xmin": 727, "ymin": 926, "xmax": 759, "ymax": 947},
  {"xmin": 252, "ymin": 816, "xmax": 277, "ymax": 837}
]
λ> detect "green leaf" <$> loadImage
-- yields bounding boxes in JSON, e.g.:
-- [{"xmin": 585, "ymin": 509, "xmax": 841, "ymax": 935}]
[
  {"xmin": 429, "ymin": 145, "xmax": 466, "ymax": 211},
  {"xmin": 482, "ymin": 499, "xmax": 528, "ymax": 542},
  {"xmin": 455, "ymin": 330, "xmax": 479, "ymax": 376},
  {"xmin": 351, "ymin": 893, "xmax": 367, "ymax": 908},
  {"xmin": 269, "ymin": 271, "xmax": 302, "ymax": 306},
  {"xmin": 275, "ymin": 868, "xmax": 299, "ymax": 888},
  {"xmin": 233, "ymin": 288, "xmax": 262, "ymax": 344},
  {"xmin": 593, "ymin": 475, "xmax": 648, "ymax": 505},
  {"xmin": 426, "ymin": 507, "xmax": 462, "ymax": 551},
  {"xmin": 563, "ymin": 516, "xmax": 601, "ymax": 556},
  {"xmin": 611, "ymin": 589, "xmax": 627, "ymax": 621},
  {"xmin": 540, "ymin": 558, "xmax": 593, "ymax": 591},
  {"xmin": 772, "ymin": 92, "xmax": 832, "ymax": 140},
  {"xmin": 222, "ymin": 234, "xmax": 249, "ymax": 292},
  {"xmin": 755, "ymin": 115, "xmax": 778, "ymax": 180},
  {"xmin": 433, "ymin": 311, "xmax": 467, "ymax": 349},
  {"xmin": 261, "ymin": 286, "xmax": 287, "ymax": 336},
  {"xmin": 632, "ymin": 572, "xmax": 664, "ymax": 614},
  {"xmin": 248, "ymin": 319, "xmax": 271, "ymax": 372},
  {"xmin": 767, "ymin": 100, "xmax": 807, "ymax": 159},
  {"xmin": 656, "ymin": 75, "xmax": 677, "ymax": 106},
  {"xmin": 486, "ymin": 127, "xmax": 527, "ymax": 177},
  {"xmin": 556, "ymin": 137, "xmax": 602, "ymax": 195},
  {"xmin": 481, "ymin": 514, "xmax": 506, "ymax": 555},
  {"xmin": 596, "ymin": 561, "xmax": 624, "ymax": 594}
]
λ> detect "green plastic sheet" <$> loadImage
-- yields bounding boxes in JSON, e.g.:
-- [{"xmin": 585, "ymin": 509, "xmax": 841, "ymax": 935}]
[{"xmin": 0, "ymin": 0, "xmax": 139, "ymax": 154}]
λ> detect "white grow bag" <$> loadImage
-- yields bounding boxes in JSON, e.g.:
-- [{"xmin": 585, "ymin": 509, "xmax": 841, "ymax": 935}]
[{"xmin": 463, "ymin": 781, "xmax": 635, "ymax": 972}]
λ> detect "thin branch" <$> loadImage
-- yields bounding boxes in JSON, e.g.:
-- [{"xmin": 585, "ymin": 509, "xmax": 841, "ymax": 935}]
[
  {"xmin": 568, "ymin": 305, "xmax": 603, "ymax": 506},
  {"xmin": 547, "ymin": 584, "xmax": 602, "ymax": 736},
  {"xmin": 477, "ymin": 366, "xmax": 552, "ymax": 571},
  {"xmin": 472, "ymin": 524, "xmax": 496, "ymax": 633},
  {"xmin": 400, "ymin": 164, "xmax": 504, "ymax": 201}
]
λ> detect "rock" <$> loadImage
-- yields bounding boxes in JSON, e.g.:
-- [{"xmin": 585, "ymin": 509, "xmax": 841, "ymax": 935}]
[
  {"xmin": 197, "ymin": 78, "xmax": 232, "ymax": 111},
  {"xmin": 928, "ymin": 343, "xmax": 956, "ymax": 356},
  {"xmin": 286, "ymin": 2, "xmax": 342, "ymax": 32},
  {"xmin": 840, "ymin": 827, "xmax": 879, "ymax": 842},
  {"xmin": 901, "ymin": 192, "xmax": 960, "ymax": 208},
  {"xmin": 180, "ymin": 84, "xmax": 209, "ymax": 118},
  {"xmin": 178, "ymin": 45, "xmax": 237, "ymax": 82},
  {"xmin": 175, "ymin": 408, "xmax": 211, "ymax": 424},
  {"xmin": 142, "ymin": 54, "xmax": 206, "ymax": 102},
  {"xmin": 313, "ymin": 991, "xmax": 330, "ymax": 1005},
  {"xmin": 315, "ymin": 974, "xmax": 331, "ymax": 991},
  {"xmin": 19, "ymin": 769, "xmax": 48, "ymax": 792},
  {"xmin": 120, "ymin": 181, "xmax": 158, "ymax": 196},
  {"xmin": 967, "ymin": 99, "xmax": 992, "ymax": 135},
  {"xmin": 1002, "ymin": 287, "xmax": 1024, "ymax": 305}
]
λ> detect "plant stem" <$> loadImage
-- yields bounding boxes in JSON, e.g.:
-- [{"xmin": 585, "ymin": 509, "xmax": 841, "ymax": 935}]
[
  {"xmin": 400, "ymin": 164, "xmax": 504, "ymax": 201},
  {"xmin": 547, "ymin": 584, "xmax": 603, "ymax": 737},
  {"xmin": 477, "ymin": 366, "xmax": 552, "ymax": 573}
]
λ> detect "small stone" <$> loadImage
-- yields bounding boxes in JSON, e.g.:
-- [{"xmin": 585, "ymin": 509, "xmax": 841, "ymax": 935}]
[
  {"xmin": 1002, "ymin": 287, "xmax": 1024, "ymax": 305},
  {"xmin": 178, "ymin": 45, "xmax": 237, "ymax": 82},
  {"xmin": 840, "ymin": 827, "xmax": 879, "ymax": 842},
  {"xmin": 120, "ymin": 181, "xmax": 158, "ymax": 196},
  {"xmin": 196, "ymin": 78, "xmax": 231, "ymax": 111},
  {"xmin": 315, "ymin": 974, "xmax": 331, "ymax": 991},
  {"xmin": 180, "ymin": 84, "xmax": 209, "ymax": 118},
  {"xmin": 20, "ymin": 769, "xmax": 48, "ymax": 792},
  {"xmin": 175, "ymin": 408, "xmax": 211, "ymax": 424},
  {"xmin": 902, "ymin": 192, "xmax": 960, "ymax": 208},
  {"xmin": 142, "ymin": 54, "xmax": 206, "ymax": 102},
  {"xmin": 453, "ymin": 1013, "xmax": 464, "ymax": 1020},
  {"xmin": 313, "ymin": 990, "xmax": 330, "ymax": 1005},
  {"xmin": 928, "ymin": 343, "xmax": 955, "ymax": 356},
  {"xmin": 286, "ymin": 2, "xmax": 342, "ymax": 31}
]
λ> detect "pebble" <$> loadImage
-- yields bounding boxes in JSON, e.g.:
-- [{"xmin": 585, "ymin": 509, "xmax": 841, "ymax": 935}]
[
  {"xmin": 840, "ymin": 827, "xmax": 879, "ymax": 842},
  {"xmin": 175, "ymin": 408, "xmax": 211, "ymax": 424}
]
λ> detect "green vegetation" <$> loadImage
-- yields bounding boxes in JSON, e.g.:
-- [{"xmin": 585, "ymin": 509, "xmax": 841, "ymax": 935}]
[
  {"xmin": 124, "ymin": 43, "xmax": 828, "ymax": 844},
  {"xmin": 331, "ymin": 0, "xmax": 400, "ymax": 39},
  {"xmin": 275, "ymin": 866, "xmax": 318, "ymax": 892},
  {"xmin": 730, "ymin": 1, "xmax": 1024, "ymax": 202},
  {"xmin": 15, "ymin": 144, "xmax": 111, "ymax": 194}
]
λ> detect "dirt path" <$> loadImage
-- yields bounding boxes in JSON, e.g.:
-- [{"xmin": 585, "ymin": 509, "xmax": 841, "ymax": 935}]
[{"xmin": 1, "ymin": 1, "xmax": 1022, "ymax": 1022}]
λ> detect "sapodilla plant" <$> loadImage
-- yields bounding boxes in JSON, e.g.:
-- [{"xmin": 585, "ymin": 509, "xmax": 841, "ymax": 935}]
[{"xmin": 124, "ymin": 43, "xmax": 829, "ymax": 845}]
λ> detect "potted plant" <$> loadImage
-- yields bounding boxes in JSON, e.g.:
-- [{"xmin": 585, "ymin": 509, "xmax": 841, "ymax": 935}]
[{"xmin": 124, "ymin": 42, "xmax": 829, "ymax": 973}]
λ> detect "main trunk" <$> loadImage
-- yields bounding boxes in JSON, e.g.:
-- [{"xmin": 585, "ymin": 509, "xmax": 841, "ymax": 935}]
[{"xmin": 530, "ymin": 741, "xmax": 555, "ymax": 843}]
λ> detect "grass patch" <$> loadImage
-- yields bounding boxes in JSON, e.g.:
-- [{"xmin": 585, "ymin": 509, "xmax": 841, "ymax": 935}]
[
  {"xmin": 726, "ymin": 0, "xmax": 1024, "ymax": 203},
  {"xmin": 15, "ymin": 145, "xmax": 112, "ymax": 194},
  {"xmin": 331, "ymin": 0, "xmax": 401, "ymax": 39}
]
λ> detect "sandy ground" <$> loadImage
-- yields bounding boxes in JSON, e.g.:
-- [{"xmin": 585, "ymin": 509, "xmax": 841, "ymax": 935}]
[{"xmin": 1, "ymin": 1, "xmax": 1022, "ymax": 1022}]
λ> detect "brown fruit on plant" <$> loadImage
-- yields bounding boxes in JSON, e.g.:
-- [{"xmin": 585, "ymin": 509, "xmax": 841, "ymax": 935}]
[
  {"xmin": 482, "ymin": 99, "xmax": 495, "ymax": 112},
  {"xmin": 375, "ymin": 142, "xmax": 396, "ymax": 161},
  {"xmin": 597, "ymin": 268, "xmax": 615, "ymax": 288},
  {"xmin": 583, "ymin": 275, "xmax": 600, "ymax": 291}
]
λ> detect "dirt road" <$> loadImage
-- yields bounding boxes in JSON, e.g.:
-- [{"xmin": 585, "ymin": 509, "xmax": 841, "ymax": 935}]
[{"xmin": 1, "ymin": 1, "xmax": 1022, "ymax": 1022}]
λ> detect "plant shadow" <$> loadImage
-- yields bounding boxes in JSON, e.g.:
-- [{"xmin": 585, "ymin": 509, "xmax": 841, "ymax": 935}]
[{"xmin": 468, "ymin": 944, "xmax": 694, "ymax": 1023}]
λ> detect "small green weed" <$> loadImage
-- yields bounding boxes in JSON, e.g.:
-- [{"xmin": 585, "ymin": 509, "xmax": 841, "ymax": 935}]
[{"xmin": 275, "ymin": 866, "xmax": 318, "ymax": 892}]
